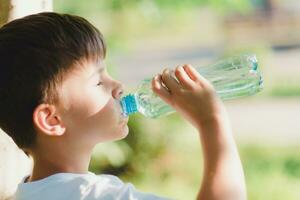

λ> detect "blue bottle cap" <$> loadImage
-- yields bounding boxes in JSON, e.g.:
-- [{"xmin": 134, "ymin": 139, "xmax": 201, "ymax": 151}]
[{"xmin": 120, "ymin": 94, "xmax": 138, "ymax": 116}]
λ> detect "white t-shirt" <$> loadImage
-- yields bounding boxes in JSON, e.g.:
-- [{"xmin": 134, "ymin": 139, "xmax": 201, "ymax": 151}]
[{"xmin": 14, "ymin": 172, "xmax": 171, "ymax": 200}]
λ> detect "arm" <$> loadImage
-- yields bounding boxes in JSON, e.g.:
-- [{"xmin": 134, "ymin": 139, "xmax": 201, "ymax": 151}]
[
  {"xmin": 152, "ymin": 65, "xmax": 247, "ymax": 200},
  {"xmin": 197, "ymin": 114, "xmax": 246, "ymax": 200}
]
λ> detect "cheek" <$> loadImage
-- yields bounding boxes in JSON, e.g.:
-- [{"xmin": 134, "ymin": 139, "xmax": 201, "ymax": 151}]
[
  {"xmin": 62, "ymin": 87, "xmax": 111, "ymax": 126},
  {"xmin": 81, "ymin": 89, "xmax": 111, "ymax": 117},
  {"xmin": 89, "ymin": 98, "xmax": 128, "ymax": 141},
  {"xmin": 66, "ymin": 87, "xmax": 110, "ymax": 118},
  {"xmin": 62, "ymin": 85, "xmax": 126, "ymax": 142},
  {"xmin": 94, "ymin": 98, "xmax": 120, "ymax": 128},
  {"xmin": 70, "ymin": 97, "xmax": 121, "ymax": 135}
]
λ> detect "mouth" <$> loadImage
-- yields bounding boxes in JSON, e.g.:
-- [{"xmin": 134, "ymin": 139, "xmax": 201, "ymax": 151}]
[
  {"xmin": 123, "ymin": 115, "xmax": 129, "ymax": 123},
  {"xmin": 119, "ymin": 117, "xmax": 129, "ymax": 127},
  {"xmin": 119, "ymin": 107, "xmax": 129, "ymax": 123},
  {"xmin": 116, "ymin": 99, "xmax": 129, "ymax": 118}
]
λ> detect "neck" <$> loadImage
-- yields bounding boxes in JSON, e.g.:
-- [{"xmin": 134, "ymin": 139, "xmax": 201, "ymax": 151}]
[{"xmin": 28, "ymin": 142, "xmax": 93, "ymax": 182}]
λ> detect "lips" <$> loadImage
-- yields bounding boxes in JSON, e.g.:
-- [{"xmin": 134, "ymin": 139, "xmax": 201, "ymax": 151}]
[
  {"xmin": 119, "ymin": 109, "xmax": 129, "ymax": 124},
  {"xmin": 122, "ymin": 116, "xmax": 129, "ymax": 124}
]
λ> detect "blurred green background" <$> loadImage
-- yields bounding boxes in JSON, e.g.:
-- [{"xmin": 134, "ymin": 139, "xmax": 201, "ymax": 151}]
[{"xmin": 54, "ymin": 0, "xmax": 300, "ymax": 199}]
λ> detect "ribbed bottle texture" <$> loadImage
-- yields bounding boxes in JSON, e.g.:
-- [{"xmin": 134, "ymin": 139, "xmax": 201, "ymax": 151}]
[{"xmin": 121, "ymin": 54, "xmax": 263, "ymax": 118}]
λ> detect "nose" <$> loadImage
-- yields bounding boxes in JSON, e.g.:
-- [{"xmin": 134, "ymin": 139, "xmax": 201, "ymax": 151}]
[{"xmin": 112, "ymin": 80, "xmax": 124, "ymax": 100}]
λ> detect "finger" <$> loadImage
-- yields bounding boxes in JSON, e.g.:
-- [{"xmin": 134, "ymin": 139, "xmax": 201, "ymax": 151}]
[
  {"xmin": 183, "ymin": 64, "xmax": 211, "ymax": 87},
  {"xmin": 161, "ymin": 68, "xmax": 181, "ymax": 93},
  {"xmin": 152, "ymin": 74, "xmax": 173, "ymax": 105},
  {"xmin": 174, "ymin": 65, "xmax": 195, "ymax": 89}
]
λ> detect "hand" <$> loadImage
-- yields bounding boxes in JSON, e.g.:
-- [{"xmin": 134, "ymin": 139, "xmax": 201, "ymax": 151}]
[{"xmin": 152, "ymin": 64, "xmax": 226, "ymax": 130}]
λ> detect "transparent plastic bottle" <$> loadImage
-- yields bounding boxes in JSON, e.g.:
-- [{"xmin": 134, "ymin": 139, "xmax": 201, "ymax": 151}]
[{"xmin": 120, "ymin": 54, "xmax": 263, "ymax": 118}]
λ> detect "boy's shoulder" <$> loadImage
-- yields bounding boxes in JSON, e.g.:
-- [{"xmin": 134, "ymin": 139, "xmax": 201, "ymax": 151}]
[
  {"xmin": 14, "ymin": 172, "xmax": 170, "ymax": 200},
  {"xmin": 14, "ymin": 173, "xmax": 118, "ymax": 200}
]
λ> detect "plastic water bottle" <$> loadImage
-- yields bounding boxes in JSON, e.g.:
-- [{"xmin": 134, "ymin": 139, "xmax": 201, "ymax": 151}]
[{"xmin": 120, "ymin": 54, "xmax": 263, "ymax": 118}]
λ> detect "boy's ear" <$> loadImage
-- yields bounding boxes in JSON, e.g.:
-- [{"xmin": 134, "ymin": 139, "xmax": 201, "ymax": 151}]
[{"xmin": 33, "ymin": 104, "xmax": 66, "ymax": 136}]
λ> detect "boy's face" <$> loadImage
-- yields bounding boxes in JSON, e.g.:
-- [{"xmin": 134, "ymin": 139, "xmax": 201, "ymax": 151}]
[{"xmin": 56, "ymin": 59, "xmax": 129, "ymax": 146}]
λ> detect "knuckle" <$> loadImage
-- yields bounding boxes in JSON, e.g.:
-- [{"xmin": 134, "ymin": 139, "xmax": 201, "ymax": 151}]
[
  {"xmin": 206, "ymin": 84, "xmax": 215, "ymax": 93},
  {"xmin": 178, "ymin": 88, "xmax": 186, "ymax": 94},
  {"xmin": 162, "ymin": 70, "xmax": 169, "ymax": 79},
  {"xmin": 162, "ymin": 68, "xmax": 169, "ymax": 75},
  {"xmin": 161, "ymin": 74, "xmax": 167, "ymax": 82},
  {"xmin": 152, "ymin": 88, "xmax": 161, "ymax": 96},
  {"xmin": 172, "ymin": 87, "xmax": 184, "ymax": 96},
  {"xmin": 175, "ymin": 65, "xmax": 182, "ymax": 72},
  {"xmin": 187, "ymin": 64, "xmax": 193, "ymax": 68},
  {"xmin": 194, "ymin": 79, "xmax": 202, "ymax": 86},
  {"xmin": 184, "ymin": 64, "xmax": 192, "ymax": 69},
  {"xmin": 190, "ymin": 86, "xmax": 199, "ymax": 93},
  {"xmin": 201, "ymin": 84, "xmax": 214, "ymax": 94},
  {"xmin": 175, "ymin": 67, "xmax": 183, "ymax": 76},
  {"xmin": 152, "ymin": 83, "xmax": 160, "ymax": 91}
]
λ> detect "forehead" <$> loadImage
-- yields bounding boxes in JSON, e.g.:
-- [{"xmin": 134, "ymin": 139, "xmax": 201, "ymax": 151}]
[{"xmin": 67, "ymin": 59, "xmax": 105, "ymax": 79}]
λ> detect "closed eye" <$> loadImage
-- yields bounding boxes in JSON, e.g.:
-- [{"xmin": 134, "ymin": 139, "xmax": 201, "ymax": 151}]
[{"xmin": 97, "ymin": 81, "xmax": 103, "ymax": 86}]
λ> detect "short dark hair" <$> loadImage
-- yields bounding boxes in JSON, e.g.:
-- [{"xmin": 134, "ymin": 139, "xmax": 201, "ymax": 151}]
[{"xmin": 0, "ymin": 12, "xmax": 106, "ymax": 152}]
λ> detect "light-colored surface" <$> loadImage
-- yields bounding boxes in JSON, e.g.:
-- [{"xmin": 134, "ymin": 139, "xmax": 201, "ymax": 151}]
[
  {"xmin": 8, "ymin": 0, "xmax": 52, "ymax": 21},
  {"xmin": 0, "ymin": 130, "xmax": 32, "ymax": 200},
  {"xmin": 225, "ymin": 98, "xmax": 300, "ymax": 145}
]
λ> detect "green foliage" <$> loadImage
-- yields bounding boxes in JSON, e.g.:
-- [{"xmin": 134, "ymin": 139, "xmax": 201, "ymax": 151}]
[
  {"xmin": 89, "ymin": 114, "xmax": 178, "ymax": 178},
  {"xmin": 54, "ymin": 0, "xmax": 253, "ymax": 15},
  {"xmin": 241, "ymin": 145, "xmax": 300, "ymax": 200},
  {"xmin": 89, "ymin": 112, "xmax": 300, "ymax": 199},
  {"xmin": 270, "ymin": 84, "xmax": 300, "ymax": 97}
]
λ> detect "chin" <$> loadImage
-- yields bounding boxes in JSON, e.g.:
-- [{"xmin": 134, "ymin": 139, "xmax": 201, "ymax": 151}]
[
  {"xmin": 118, "ymin": 125, "xmax": 129, "ymax": 139},
  {"xmin": 109, "ymin": 125, "xmax": 129, "ymax": 142}
]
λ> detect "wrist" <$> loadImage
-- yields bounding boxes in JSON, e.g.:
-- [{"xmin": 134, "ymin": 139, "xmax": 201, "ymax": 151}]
[
  {"xmin": 196, "ymin": 111, "xmax": 229, "ymax": 132},
  {"xmin": 196, "ymin": 112, "xmax": 235, "ymax": 151}
]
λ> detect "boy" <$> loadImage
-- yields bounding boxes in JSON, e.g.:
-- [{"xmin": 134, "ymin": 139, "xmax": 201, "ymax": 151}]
[{"xmin": 0, "ymin": 12, "xmax": 246, "ymax": 200}]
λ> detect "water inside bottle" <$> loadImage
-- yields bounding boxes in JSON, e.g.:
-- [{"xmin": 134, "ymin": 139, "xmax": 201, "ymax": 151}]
[{"xmin": 121, "ymin": 54, "xmax": 263, "ymax": 118}]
